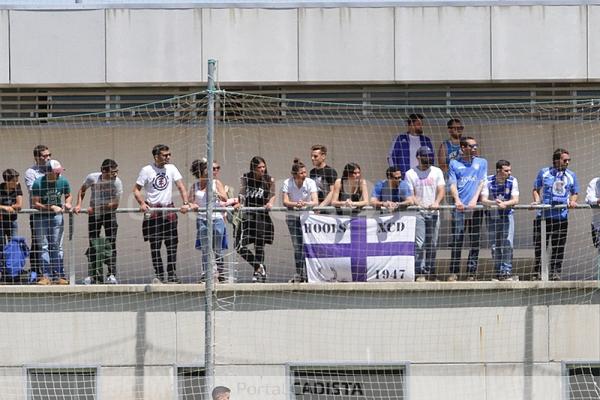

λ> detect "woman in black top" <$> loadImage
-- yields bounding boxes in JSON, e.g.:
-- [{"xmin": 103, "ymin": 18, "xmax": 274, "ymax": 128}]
[
  {"xmin": 235, "ymin": 156, "xmax": 275, "ymax": 282},
  {"xmin": 331, "ymin": 162, "xmax": 369, "ymax": 214}
]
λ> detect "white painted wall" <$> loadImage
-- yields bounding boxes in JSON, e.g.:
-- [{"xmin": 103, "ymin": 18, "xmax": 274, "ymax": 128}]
[{"xmin": 0, "ymin": 5, "xmax": 598, "ymax": 85}]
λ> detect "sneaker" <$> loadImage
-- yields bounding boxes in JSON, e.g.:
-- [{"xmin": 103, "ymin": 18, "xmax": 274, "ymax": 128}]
[
  {"xmin": 28, "ymin": 271, "xmax": 38, "ymax": 284},
  {"xmin": 415, "ymin": 276, "xmax": 427, "ymax": 282},
  {"xmin": 466, "ymin": 275, "xmax": 476, "ymax": 281},
  {"xmin": 82, "ymin": 276, "xmax": 93, "ymax": 285},
  {"xmin": 530, "ymin": 273, "xmax": 541, "ymax": 281},
  {"xmin": 447, "ymin": 274, "xmax": 458, "ymax": 282},
  {"xmin": 105, "ymin": 274, "xmax": 118, "ymax": 284},
  {"xmin": 288, "ymin": 273, "xmax": 303, "ymax": 283},
  {"xmin": 251, "ymin": 271, "xmax": 260, "ymax": 283},
  {"xmin": 37, "ymin": 276, "xmax": 51, "ymax": 285},
  {"xmin": 256, "ymin": 264, "xmax": 267, "ymax": 283},
  {"xmin": 550, "ymin": 273, "xmax": 561, "ymax": 281},
  {"xmin": 55, "ymin": 278, "xmax": 69, "ymax": 285},
  {"xmin": 497, "ymin": 274, "xmax": 513, "ymax": 281},
  {"xmin": 166, "ymin": 273, "xmax": 181, "ymax": 284},
  {"xmin": 151, "ymin": 277, "xmax": 163, "ymax": 284}
]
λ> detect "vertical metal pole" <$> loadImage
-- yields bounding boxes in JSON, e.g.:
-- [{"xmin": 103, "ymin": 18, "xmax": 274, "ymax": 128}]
[
  {"xmin": 205, "ymin": 59, "xmax": 216, "ymax": 397},
  {"xmin": 68, "ymin": 212, "xmax": 75, "ymax": 285},
  {"xmin": 540, "ymin": 218, "xmax": 548, "ymax": 281}
]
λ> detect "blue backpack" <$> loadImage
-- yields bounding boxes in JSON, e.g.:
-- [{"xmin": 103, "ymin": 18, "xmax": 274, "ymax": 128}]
[{"xmin": 4, "ymin": 236, "xmax": 30, "ymax": 278}]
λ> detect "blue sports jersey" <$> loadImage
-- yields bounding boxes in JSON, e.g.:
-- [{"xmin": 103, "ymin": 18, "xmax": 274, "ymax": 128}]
[
  {"xmin": 485, "ymin": 175, "xmax": 518, "ymax": 216},
  {"xmin": 444, "ymin": 140, "xmax": 461, "ymax": 167},
  {"xmin": 372, "ymin": 179, "xmax": 411, "ymax": 202},
  {"xmin": 447, "ymin": 157, "xmax": 488, "ymax": 204},
  {"xmin": 533, "ymin": 167, "xmax": 579, "ymax": 220}
]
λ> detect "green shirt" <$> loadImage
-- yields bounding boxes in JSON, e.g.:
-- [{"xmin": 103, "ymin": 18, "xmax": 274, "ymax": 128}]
[{"xmin": 31, "ymin": 175, "xmax": 71, "ymax": 207}]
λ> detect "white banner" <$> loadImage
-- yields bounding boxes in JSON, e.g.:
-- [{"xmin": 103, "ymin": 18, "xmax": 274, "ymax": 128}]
[{"xmin": 301, "ymin": 213, "xmax": 416, "ymax": 282}]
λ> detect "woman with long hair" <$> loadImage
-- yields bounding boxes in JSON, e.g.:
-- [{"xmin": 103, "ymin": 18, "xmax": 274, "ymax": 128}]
[
  {"xmin": 281, "ymin": 158, "xmax": 318, "ymax": 283},
  {"xmin": 235, "ymin": 156, "xmax": 275, "ymax": 283},
  {"xmin": 331, "ymin": 162, "xmax": 369, "ymax": 213},
  {"xmin": 189, "ymin": 159, "xmax": 228, "ymax": 282}
]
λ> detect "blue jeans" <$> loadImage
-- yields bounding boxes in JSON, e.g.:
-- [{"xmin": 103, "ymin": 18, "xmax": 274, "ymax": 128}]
[
  {"xmin": 286, "ymin": 215, "xmax": 305, "ymax": 278},
  {"xmin": 450, "ymin": 210, "xmax": 482, "ymax": 274},
  {"xmin": 415, "ymin": 212, "xmax": 440, "ymax": 275},
  {"xmin": 33, "ymin": 213, "xmax": 65, "ymax": 279},
  {"xmin": 487, "ymin": 213, "xmax": 514, "ymax": 276},
  {"xmin": 196, "ymin": 218, "xmax": 225, "ymax": 275}
]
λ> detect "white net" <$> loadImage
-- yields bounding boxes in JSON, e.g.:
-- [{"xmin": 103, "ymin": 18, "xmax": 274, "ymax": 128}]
[{"xmin": 0, "ymin": 88, "xmax": 597, "ymax": 400}]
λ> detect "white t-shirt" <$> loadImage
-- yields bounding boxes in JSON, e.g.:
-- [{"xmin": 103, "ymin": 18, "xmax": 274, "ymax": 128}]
[
  {"xmin": 136, "ymin": 163, "xmax": 182, "ymax": 206},
  {"xmin": 405, "ymin": 166, "xmax": 445, "ymax": 208},
  {"xmin": 82, "ymin": 172, "xmax": 123, "ymax": 213},
  {"xmin": 408, "ymin": 134, "xmax": 422, "ymax": 170},
  {"xmin": 281, "ymin": 177, "xmax": 318, "ymax": 202},
  {"xmin": 25, "ymin": 164, "xmax": 46, "ymax": 207},
  {"xmin": 192, "ymin": 181, "xmax": 223, "ymax": 220},
  {"xmin": 585, "ymin": 177, "xmax": 600, "ymax": 229}
]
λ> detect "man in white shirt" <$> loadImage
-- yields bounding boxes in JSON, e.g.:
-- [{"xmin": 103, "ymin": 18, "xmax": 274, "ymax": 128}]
[
  {"xmin": 75, "ymin": 159, "xmax": 123, "ymax": 284},
  {"xmin": 585, "ymin": 176, "xmax": 600, "ymax": 277},
  {"xmin": 133, "ymin": 144, "xmax": 189, "ymax": 283},
  {"xmin": 405, "ymin": 147, "xmax": 445, "ymax": 281},
  {"xmin": 24, "ymin": 145, "xmax": 52, "ymax": 283}
]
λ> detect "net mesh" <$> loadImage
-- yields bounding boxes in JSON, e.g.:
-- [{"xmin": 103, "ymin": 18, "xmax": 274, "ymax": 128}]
[{"xmin": 0, "ymin": 89, "xmax": 597, "ymax": 399}]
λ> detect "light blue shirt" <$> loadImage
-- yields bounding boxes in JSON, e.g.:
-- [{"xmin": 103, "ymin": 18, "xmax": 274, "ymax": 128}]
[{"xmin": 447, "ymin": 157, "xmax": 488, "ymax": 204}]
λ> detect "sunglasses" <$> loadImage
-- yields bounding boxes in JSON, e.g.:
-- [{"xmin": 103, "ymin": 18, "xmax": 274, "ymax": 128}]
[
  {"xmin": 450, "ymin": 126, "xmax": 464, "ymax": 131},
  {"xmin": 213, "ymin": 166, "xmax": 221, "ymax": 171}
]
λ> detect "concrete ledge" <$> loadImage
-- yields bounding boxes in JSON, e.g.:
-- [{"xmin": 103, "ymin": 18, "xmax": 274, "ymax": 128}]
[{"xmin": 0, "ymin": 280, "xmax": 596, "ymax": 294}]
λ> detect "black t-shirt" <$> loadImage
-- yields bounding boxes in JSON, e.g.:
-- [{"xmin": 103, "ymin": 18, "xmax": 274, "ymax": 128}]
[
  {"xmin": 310, "ymin": 165, "xmax": 338, "ymax": 203},
  {"xmin": 0, "ymin": 182, "xmax": 22, "ymax": 222},
  {"xmin": 241, "ymin": 173, "xmax": 273, "ymax": 208}
]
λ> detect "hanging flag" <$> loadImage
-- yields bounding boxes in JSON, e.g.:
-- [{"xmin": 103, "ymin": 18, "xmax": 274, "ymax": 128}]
[{"xmin": 302, "ymin": 213, "xmax": 416, "ymax": 282}]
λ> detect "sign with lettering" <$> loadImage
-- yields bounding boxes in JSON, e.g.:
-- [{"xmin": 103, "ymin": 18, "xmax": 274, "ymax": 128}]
[
  {"xmin": 301, "ymin": 213, "xmax": 415, "ymax": 282},
  {"xmin": 292, "ymin": 368, "xmax": 405, "ymax": 399}
]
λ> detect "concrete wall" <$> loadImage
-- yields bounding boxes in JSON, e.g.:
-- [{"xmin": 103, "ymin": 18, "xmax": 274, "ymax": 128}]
[
  {"xmin": 0, "ymin": 283, "xmax": 595, "ymax": 399},
  {"xmin": 0, "ymin": 5, "xmax": 599, "ymax": 85}
]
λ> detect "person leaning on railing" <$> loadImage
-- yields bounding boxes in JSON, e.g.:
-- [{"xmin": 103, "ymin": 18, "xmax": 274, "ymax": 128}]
[
  {"xmin": 531, "ymin": 148, "xmax": 579, "ymax": 281},
  {"xmin": 585, "ymin": 175, "xmax": 600, "ymax": 277},
  {"xmin": 234, "ymin": 156, "xmax": 275, "ymax": 283},
  {"xmin": 282, "ymin": 158, "xmax": 318, "ymax": 283},
  {"xmin": 480, "ymin": 160, "xmax": 519, "ymax": 282}
]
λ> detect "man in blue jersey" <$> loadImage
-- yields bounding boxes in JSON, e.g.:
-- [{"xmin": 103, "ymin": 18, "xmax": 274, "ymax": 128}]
[
  {"xmin": 388, "ymin": 113, "xmax": 434, "ymax": 176},
  {"xmin": 481, "ymin": 160, "xmax": 519, "ymax": 281},
  {"xmin": 438, "ymin": 118, "xmax": 463, "ymax": 176},
  {"xmin": 370, "ymin": 166, "xmax": 412, "ymax": 210},
  {"xmin": 585, "ymin": 176, "xmax": 600, "ymax": 277},
  {"xmin": 447, "ymin": 136, "xmax": 488, "ymax": 281},
  {"xmin": 532, "ymin": 148, "xmax": 579, "ymax": 281}
]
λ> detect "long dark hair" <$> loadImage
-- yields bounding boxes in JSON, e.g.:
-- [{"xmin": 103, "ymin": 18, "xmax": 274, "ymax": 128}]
[
  {"xmin": 249, "ymin": 156, "xmax": 268, "ymax": 176},
  {"xmin": 341, "ymin": 162, "xmax": 361, "ymax": 180}
]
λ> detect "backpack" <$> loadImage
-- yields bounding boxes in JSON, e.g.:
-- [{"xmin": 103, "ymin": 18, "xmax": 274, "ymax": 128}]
[{"xmin": 4, "ymin": 236, "xmax": 30, "ymax": 278}]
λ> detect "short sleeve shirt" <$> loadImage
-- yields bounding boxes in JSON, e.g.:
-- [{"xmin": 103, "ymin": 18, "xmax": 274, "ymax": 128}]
[
  {"xmin": 0, "ymin": 182, "xmax": 23, "ymax": 222},
  {"xmin": 447, "ymin": 157, "xmax": 488, "ymax": 204},
  {"xmin": 533, "ymin": 167, "xmax": 579, "ymax": 220},
  {"xmin": 405, "ymin": 166, "xmax": 445, "ymax": 208},
  {"xmin": 281, "ymin": 177, "xmax": 318, "ymax": 202},
  {"xmin": 136, "ymin": 163, "xmax": 182, "ymax": 206},
  {"xmin": 310, "ymin": 166, "xmax": 337, "ymax": 203},
  {"xmin": 31, "ymin": 175, "xmax": 71, "ymax": 207},
  {"xmin": 371, "ymin": 179, "xmax": 411, "ymax": 202},
  {"xmin": 83, "ymin": 172, "xmax": 123, "ymax": 213}
]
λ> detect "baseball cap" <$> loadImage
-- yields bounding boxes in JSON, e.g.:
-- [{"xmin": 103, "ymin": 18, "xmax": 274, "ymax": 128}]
[
  {"xmin": 45, "ymin": 159, "xmax": 65, "ymax": 174},
  {"xmin": 416, "ymin": 146, "xmax": 434, "ymax": 158}
]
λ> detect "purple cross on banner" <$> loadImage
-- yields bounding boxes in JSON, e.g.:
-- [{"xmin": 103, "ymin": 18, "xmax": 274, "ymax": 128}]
[{"xmin": 303, "ymin": 217, "xmax": 414, "ymax": 282}]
